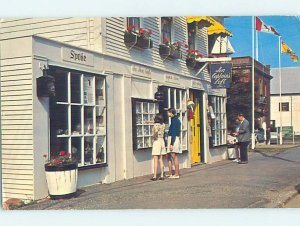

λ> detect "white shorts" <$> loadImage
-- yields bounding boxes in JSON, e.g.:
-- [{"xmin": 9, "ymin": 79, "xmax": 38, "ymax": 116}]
[
  {"xmin": 152, "ymin": 138, "xmax": 166, "ymax": 156},
  {"xmin": 167, "ymin": 136, "xmax": 181, "ymax": 154}
]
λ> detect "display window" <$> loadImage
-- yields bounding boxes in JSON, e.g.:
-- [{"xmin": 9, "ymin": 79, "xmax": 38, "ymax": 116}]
[
  {"xmin": 208, "ymin": 96, "xmax": 227, "ymax": 147},
  {"xmin": 49, "ymin": 67, "xmax": 106, "ymax": 167}
]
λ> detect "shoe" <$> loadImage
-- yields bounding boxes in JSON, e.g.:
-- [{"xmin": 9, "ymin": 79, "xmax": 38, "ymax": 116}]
[
  {"xmin": 165, "ymin": 173, "xmax": 172, "ymax": 178},
  {"xmin": 159, "ymin": 177, "xmax": 164, "ymax": 180},
  {"xmin": 238, "ymin": 161, "xmax": 248, "ymax": 164},
  {"xmin": 150, "ymin": 177, "xmax": 157, "ymax": 181},
  {"xmin": 232, "ymin": 159, "xmax": 239, "ymax": 162},
  {"xmin": 169, "ymin": 175, "xmax": 180, "ymax": 179}
]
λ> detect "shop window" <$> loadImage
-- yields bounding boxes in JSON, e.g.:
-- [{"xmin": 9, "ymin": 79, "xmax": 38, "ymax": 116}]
[
  {"xmin": 279, "ymin": 102, "xmax": 289, "ymax": 112},
  {"xmin": 158, "ymin": 87, "xmax": 188, "ymax": 151},
  {"xmin": 127, "ymin": 17, "xmax": 140, "ymax": 33},
  {"xmin": 208, "ymin": 96, "xmax": 227, "ymax": 147},
  {"xmin": 188, "ymin": 22, "xmax": 196, "ymax": 50},
  {"xmin": 49, "ymin": 67, "xmax": 106, "ymax": 167},
  {"xmin": 132, "ymin": 99, "xmax": 157, "ymax": 150},
  {"xmin": 161, "ymin": 17, "xmax": 172, "ymax": 43}
]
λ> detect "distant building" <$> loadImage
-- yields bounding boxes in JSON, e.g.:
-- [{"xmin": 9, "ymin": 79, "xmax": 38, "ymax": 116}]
[
  {"xmin": 270, "ymin": 67, "xmax": 300, "ymax": 135},
  {"xmin": 227, "ymin": 57, "xmax": 272, "ymax": 137}
]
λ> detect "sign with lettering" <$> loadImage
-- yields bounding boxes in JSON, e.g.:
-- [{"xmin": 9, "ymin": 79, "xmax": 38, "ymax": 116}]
[
  {"xmin": 62, "ymin": 48, "xmax": 94, "ymax": 67},
  {"xmin": 210, "ymin": 63, "xmax": 232, "ymax": 88},
  {"xmin": 131, "ymin": 65, "xmax": 151, "ymax": 77},
  {"xmin": 164, "ymin": 74, "xmax": 180, "ymax": 84}
]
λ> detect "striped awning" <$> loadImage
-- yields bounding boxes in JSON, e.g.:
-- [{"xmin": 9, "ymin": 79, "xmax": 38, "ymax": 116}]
[
  {"xmin": 207, "ymin": 18, "xmax": 233, "ymax": 37},
  {"xmin": 186, "ymin": 16, "xmax": 215, "ymax": 26}
]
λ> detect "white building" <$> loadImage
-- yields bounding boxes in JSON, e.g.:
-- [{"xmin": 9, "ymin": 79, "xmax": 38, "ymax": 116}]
[
  {"xmin": 0, "ymin": 17, "xmax": 233, "ymax": 203},
  {"xmin": 270, "ymin": 67, "xmax": 300, "ymax": 135}
]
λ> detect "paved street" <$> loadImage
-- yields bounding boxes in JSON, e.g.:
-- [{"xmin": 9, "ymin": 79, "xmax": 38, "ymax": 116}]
[{"xmin": 20, "ymin": 146, "xmax": 300, "ymax": 210}]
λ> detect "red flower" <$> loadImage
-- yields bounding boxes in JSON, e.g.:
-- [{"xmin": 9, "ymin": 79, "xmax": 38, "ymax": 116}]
[
  {"xmin": 184, "ymin": 44, "xmax": 189, "ymax": 48},
  {"xmin": 163, "ymin": 38, "xmax": 169, "ymax": 44},
  {"xmin": 196, "ymin": 53, "xmax": 203, "ymax": 57},
  {"xmin": 59, "ymin": 151, "xmax": 65, "ymax": 156},
  {"xmin": 176, "ymin": 41, "xmax": 181, "ymax": 46},
  {"xmin": 66, "ymin": 152, "xmax": 71, "ymax": 157},
  {"xmin": 148, "ymin": 29, "xmax": 152, "ymax": 34},
  {"xmin": 127, "ymin": 25, "xmax": 136, "ymax": 32},
  {"xmin": 139, "ymin": 28, "xmax": 145, "ymax": 33}
]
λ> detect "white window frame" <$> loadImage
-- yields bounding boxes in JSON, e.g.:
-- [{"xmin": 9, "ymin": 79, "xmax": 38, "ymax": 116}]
[{"xmin": 50, "ymin": 67, "xmax": 107, "ymax": 167}]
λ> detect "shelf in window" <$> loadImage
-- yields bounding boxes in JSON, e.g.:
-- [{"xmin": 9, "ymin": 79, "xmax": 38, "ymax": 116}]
[
  {"xmin": 70, "ymin": 134, "xmax": 82, "ymax": 137},
  {"xmin": 56, "ymin": 102, "xmax": 69, "ymax": 105},
  {"xmin": 84, "ymin": 133, "xmax": 96, "ymax": 136},
  {"xmin": 84, "ymin": 104, "xmax": 95, "ymax": 107},
  {"xmin": 57, "ymin": 135, "xmax": 69, "ymax": 138},
  {"xmin": 71, "ymin": 103, "xmax": 82, "ymax": 106}
]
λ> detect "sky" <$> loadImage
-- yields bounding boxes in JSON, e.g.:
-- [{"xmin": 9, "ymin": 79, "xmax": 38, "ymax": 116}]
[{"xmin": 224, "ymin": 16, "xmax": 300, "ymax": 69}]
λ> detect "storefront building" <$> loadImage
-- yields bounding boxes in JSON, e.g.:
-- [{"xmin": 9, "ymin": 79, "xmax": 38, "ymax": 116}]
[{"xmin": 0, "ymin": 17, "xmax": 233, "ymax": 202}]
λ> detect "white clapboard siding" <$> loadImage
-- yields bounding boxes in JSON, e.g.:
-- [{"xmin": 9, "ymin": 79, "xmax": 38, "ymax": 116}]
[
  {"xmin": 105, "ymin": 17, "xmax": 210, "ymax": 80},
  {"xmin": 1, "ymin": 18, "xmax": 95, "ymax": 50},
  {"xmin": 1, "ymin": 55, "xmax": 34, "ymax": 201}
]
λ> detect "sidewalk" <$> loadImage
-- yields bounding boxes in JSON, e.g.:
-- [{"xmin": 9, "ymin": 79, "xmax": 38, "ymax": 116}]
[{"xmin": 19, "ymin": 146, "xmax": 300, "ymax": 210}]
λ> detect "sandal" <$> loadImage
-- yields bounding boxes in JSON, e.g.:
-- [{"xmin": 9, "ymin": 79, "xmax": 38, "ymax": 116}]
[
  {"xmin": 159, "ymin": 177, "xmax": 164, "ymax": 180},
  {"xmin": 150, "ymin": 177, "xmax": 157, "ymax": 181}
]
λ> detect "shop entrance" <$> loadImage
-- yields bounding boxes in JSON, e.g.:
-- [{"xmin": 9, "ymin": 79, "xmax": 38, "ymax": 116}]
[{"xmin": 190, "ymin": 91, "xmax": 202, "ymax": 164}]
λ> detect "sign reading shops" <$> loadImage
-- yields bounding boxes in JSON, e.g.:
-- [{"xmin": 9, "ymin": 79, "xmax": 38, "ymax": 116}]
[{"xmin": 210, "ymin": 63, "xmax": 232, "ymax": 89}]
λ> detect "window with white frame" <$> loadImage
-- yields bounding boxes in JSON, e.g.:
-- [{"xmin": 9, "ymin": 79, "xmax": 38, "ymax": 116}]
[
  {"xmin": 132, "ymin": 99, "xmax": 158, "ymax": 150},
  {"xmin": 208, "ymin": 96, "xmax": 227, "ymax": 147},
  {"xmin": 161, "ymin": 17, "xmax": 172, "ymax": 43},
  {"xmin": 127, "ymin": 17, "xmax": 140, "ymax": 33},
  {"xmin": 49, "ymin": 67, "xmax": 106, "ymax": 167}
]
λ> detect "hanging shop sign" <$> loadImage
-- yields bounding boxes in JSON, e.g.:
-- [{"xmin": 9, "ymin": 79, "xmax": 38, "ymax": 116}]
[
  {"xmin": 61, "ymin": 47, "xmax": 94, "ymax": 67},
  {"xmin": 210, "ymin": 63, "xmax": 232, "ymax": 88},
  {"xmin": 131, "ymin": 65, "xmax": 151, "ymax": 77}
]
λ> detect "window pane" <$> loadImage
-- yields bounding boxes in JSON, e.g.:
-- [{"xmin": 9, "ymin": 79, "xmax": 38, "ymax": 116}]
[
  {"xmin": 149, "ymin": 103, "xmax": 155, "ymax": 114},
  {"xmin": 71, "ymin": 106, "xmax": 82, "ymax": 135},
  {"xmin": 137, "ymin": 137, "xmax": 143, "ymax": 149},
  {"xmin": 149, "ymin": 114, "xmax": 155, "ymax": 123},
  {"xmin": 143, "ymin": 114, "xmax": 149, "ymax": 124},
  {"xmin": 71, "ymin": 73, "xmax": 81, "ymax": 103},
  {"xmin": 95, "ymin": 77, "xmax": 105, "ymax": 106},
  {"xmin": 84, "ymin": 76, "xmax": 94, "ymax": 105},
  {"xmin": 144, "ymin": 125, "xmax": 150, "ymax": 136},
  {"xmin": 84, "ymin": 107, "xmax": 94, "ymax": 134},
  {"xmin": 136, "ymin": 114, "xmax": 142, "ymax": 124},
  {"xmin": 137, "ymin": 126, "xmax": 143, "ymax": 136},
  {"xmin": 176, "ymin": 90, "xmax": 180, "ymax": 110},
  {"xmin": 71, "ymin": 137, "xmax": 81, "ymax": 165},
  {"xmin": 170, "ymin": 89, "xmax": 175, "ymax": 108},
  {"xmin": 96, "ymin": 136, "xmax": 105, "ymax": 163},
  {"xmin": 53, "ymin": 69, "xmax": 68, "ymax": 102},
  {"xmin": 136, "ymin": 102, "xmax": 142, "ymax": 113},
  {"xmin": 144, "ymin": 137, "xmax": 151, "ymax": 148},
  {"xmin": 51, "ymin": 137, "xmax": 68, "ymax": 158},
  {"xmin": 51, "ymin": 104, "xmax": 68, "ymax": 135},
  {"xmin": 143, "ymin": 102, "xmax": 149, "ymax": 113},
  {"xmin": 84, "ymin": 136, "xmax": 94, "ymax": 165}
]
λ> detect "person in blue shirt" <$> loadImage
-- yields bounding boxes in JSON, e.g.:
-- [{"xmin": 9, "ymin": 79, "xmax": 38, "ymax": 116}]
[{"xmin": 166, "ymin": 108, "xmax": 181, "ymax": 179}]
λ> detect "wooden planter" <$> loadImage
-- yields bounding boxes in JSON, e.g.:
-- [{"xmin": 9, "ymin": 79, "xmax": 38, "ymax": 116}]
[
  {"xmin": 159, "ymin": 45, "xmax": 181, "ymax": 60},
  {"xmin": 124, "ymin": 32, "xmax": 138, "ymax": 47},
  {"xmin": 136, "ymin": 36, "xmax": 153, "ymax": 49},
  {"xmin": 45, "ymin": 162, "xmax": 78, "ymax": 199},
  {"xmin": 186, "ymin": 57, "xmax": 206, "ymax": 70}
]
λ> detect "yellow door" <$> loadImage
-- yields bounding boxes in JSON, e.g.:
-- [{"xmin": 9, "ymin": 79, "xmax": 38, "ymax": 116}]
[{"xmin": 191, "ymin": 93, "xmax": 201, "ymax": 164}]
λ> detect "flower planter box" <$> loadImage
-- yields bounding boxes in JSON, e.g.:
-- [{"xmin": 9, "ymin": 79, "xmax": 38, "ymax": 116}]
[
  {"xmin": 186, "ymin": 57, "xmax": 206, "ymax": 70},
  {"xmin": 124, "ymin": 32, "xmax": 138, "ymax": 47},
  {"xmin": 159, "ymin": 45, "xmax": 181, "ymax": 60},
  {"xmin": 136, "ymin": 36, "xmax": 153, "ymax": 49},
  {"xmin": 45, "ymin": 162, "xmax": 78, "ymax": 200}
]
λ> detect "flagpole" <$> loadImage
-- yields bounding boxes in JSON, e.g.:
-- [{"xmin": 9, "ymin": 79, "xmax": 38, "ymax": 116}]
[
  {"xmin": 279, "ymin": 36, "xmax": 283, "ymax": 144},
  {"xmin": 251, "ymin": 16, "xmax": 256, "ymax": 149},
  {"xmin": 256, "ymin": 27, "xmax": 258, "ymax": 61}
]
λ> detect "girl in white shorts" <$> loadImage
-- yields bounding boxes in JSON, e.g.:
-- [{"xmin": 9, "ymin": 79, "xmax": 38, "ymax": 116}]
[{"xmin": 151, "ymin": 114, "xmax": 166, "ymax": 181}]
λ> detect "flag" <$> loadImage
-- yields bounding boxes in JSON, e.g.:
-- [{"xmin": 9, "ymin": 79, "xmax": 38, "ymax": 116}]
[
  {"xmin": 255, "ymin": 17, "xmax": 280, "ymax": 36},
  {"xmin": 281, "ymin": 41, "xmax": 293, "ymax": 54},
  {"xmin": 290, "ymin": 53, "xmax": 298, "ymax": 62}
]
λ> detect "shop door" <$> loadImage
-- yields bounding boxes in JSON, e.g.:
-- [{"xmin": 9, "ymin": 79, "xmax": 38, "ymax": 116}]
[{"xmin": 190, "ymin": 92, "xmax": 201, "ymax": 164}]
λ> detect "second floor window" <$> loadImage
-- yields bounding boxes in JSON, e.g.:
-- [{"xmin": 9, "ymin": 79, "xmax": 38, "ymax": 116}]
[
  {"xmin": 161, "ymin": 17, "xmax": 172, "ymax": 43},
  {"xmin": 127, "ymin": 17, "xmax": 140, "ymax": 33},
  {"xmin": 188, "ymin": 22, "xmax": 196, "ymax": 50}
]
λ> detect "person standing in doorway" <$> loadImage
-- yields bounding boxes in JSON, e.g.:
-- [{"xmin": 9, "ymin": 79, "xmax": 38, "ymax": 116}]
[
  {"xmin": 236, "ymin": 113, "xmax": 251, "ymax": 164},
  {"xmin": 166, "ymin": 108, "xmax": 181, "ymax": 179},
  {"xmin": 151, "ymin": 114, "xmax": 166, "ymax": 181}
]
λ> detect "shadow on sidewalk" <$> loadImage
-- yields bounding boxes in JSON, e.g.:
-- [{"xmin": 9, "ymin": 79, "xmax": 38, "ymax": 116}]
[{"xmin": 253, "ymin": 150, "xmax": 300, "ymax": 163}]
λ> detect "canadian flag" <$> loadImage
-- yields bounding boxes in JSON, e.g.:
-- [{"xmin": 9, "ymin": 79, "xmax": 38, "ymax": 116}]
[{"xmin": 256, "ymin": 17, "xmax": 280, "ymax": 36}]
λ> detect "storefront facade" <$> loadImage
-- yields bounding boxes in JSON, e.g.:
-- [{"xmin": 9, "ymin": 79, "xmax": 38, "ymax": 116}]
[{"xmin": 1, "ymin": 17, "xmax": 232, "ymax": 202}]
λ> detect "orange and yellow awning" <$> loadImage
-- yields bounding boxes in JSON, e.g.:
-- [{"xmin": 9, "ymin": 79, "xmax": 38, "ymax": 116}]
[{"xmin": 186, "ymin": 16, "xmax": 215, "ymax": 26}]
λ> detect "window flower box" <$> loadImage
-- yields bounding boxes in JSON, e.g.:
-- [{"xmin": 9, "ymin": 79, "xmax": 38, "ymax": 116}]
[
  {"xmin": 159, "ymin": 38, "xmax": 182, "ymax": 60},
  {"xmin": 124, "ymin": 26, "xmax": 153, "ymax": 50},
  {"xmin": 186, "ymin": 50, "xmax": 205, "ymax": 70}
]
